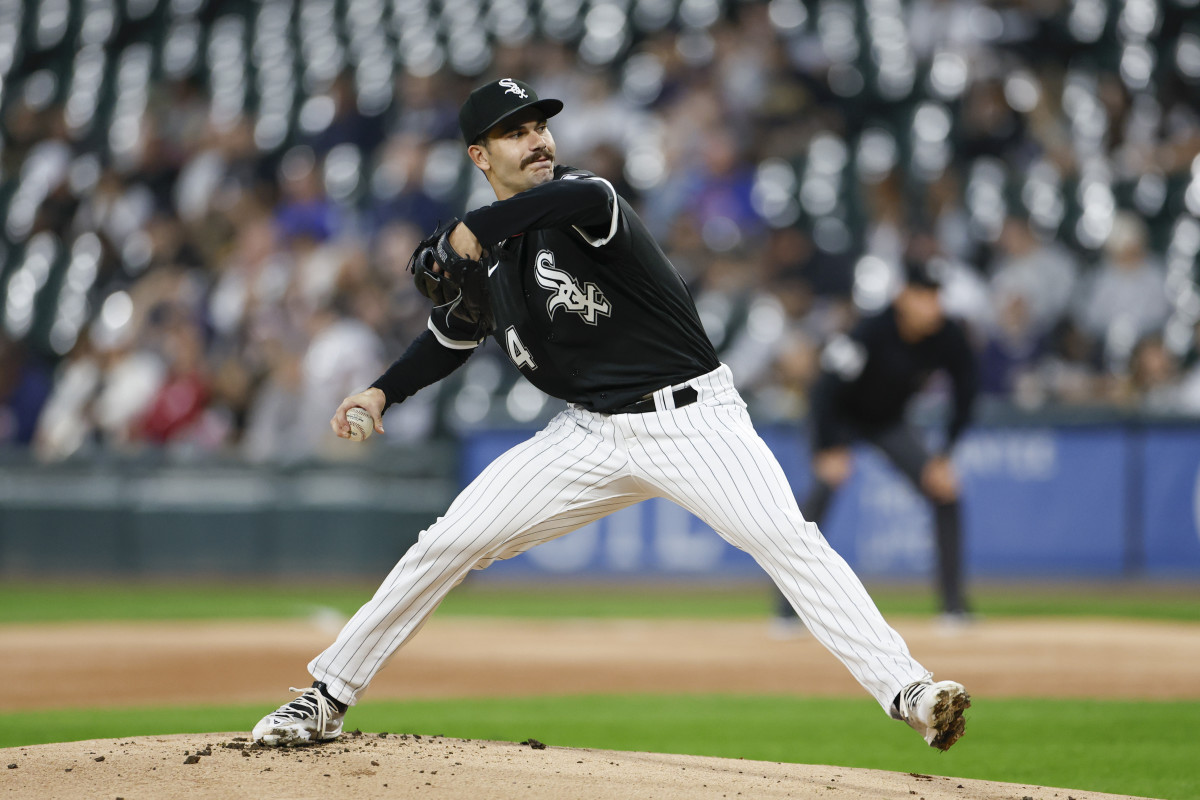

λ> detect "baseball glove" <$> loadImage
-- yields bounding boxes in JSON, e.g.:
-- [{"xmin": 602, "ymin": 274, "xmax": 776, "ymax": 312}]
[{"xmin": 409, "ymin": 218, "xmax": 493, "ymax": 328}]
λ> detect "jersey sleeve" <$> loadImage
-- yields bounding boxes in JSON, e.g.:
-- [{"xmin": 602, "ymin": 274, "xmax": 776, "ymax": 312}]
[
  {"xmin": 369, "ymin": 308, "xmax": 486, "ymax": 408},
  {"xmin": 461, "ymin": 168, "xmax": 620, "ymax": 247},
  {"xmin": 558, "ymin": 172, "xmax": 620, "ymax": 247},
  {"xmin": 370, "ymin": 329, "xmax": 474, "ymax": 408},
  {"xmin": 428, "ymin": 305, "xmax": 489, "ymax": 350}
]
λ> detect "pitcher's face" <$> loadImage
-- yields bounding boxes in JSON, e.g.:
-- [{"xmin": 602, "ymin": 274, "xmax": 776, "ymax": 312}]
[{"xmin": 469, "ymin": 110, "xmax": 556, "ymax": 200}]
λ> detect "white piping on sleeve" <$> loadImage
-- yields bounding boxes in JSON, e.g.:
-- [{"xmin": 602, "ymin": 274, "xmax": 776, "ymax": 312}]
[
  {"xmin": 565, "ymin": 176, "xmax": 620, "ymax": 247},
  {"xmin": 427, "ymin": 317, "xmax": 482, "ymax": 350}
]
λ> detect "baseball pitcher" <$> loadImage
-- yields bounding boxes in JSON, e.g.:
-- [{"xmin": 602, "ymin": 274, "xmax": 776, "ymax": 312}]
[{"xmin": 252, "ymin": 78, "xmax": 971, "ymax": 752}]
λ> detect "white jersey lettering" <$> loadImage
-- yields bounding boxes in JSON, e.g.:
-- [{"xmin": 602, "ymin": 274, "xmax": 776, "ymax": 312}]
[
  {"xmin": 534, "ymin": 250, "xmax": 612, "ymax": 325},
  {"xmin": 504, "ymin": 325, "xmax": 537, "ymax": 371}
]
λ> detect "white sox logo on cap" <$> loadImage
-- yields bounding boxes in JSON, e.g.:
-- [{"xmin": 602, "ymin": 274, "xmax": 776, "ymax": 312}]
[
  {"xmin": 499, "ymin": 78, "xmax": 528, "ymax": 99},
  {"xmin": 459, "ymin": 78, "xmax": 562, "ymax": 143},
  {"xmin": 534, "ymin": 250, "xmax": 611, "ymax": 325}
]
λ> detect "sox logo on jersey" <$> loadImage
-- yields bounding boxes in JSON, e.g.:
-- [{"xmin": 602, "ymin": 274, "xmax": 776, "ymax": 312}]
[{"xmin": 534, "ymin": 249, "xmax": 612, "ymax": 325}]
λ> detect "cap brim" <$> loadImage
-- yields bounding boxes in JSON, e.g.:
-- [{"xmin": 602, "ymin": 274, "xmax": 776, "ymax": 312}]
[{"xmin": 472, "ymin": 98, "xmax": 564, "ymax": 142}]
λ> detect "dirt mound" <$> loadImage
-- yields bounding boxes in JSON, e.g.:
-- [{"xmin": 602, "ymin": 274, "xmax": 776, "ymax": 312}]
[{"xmin": 0, "ymin": 733, "xmax": 1154, "ymax": 800}]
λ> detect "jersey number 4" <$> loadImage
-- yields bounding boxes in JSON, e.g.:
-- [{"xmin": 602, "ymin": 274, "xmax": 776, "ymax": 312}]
[{"xmin": 505, "ymin": 326, "xmax": 538, "ymax": 371}]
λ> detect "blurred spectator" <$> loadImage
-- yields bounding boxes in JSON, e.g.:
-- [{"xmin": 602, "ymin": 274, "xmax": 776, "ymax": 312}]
[
  {"xmin": 135, "ymin": 316, "xmax": 211, "ymax": 445},
  {"xmin": 693, "ymin": 250, "xmax": 767, "ymax": 356},
  {"xmin": 0, "ymin": 337, "xmax": 52, "ymax": 445},
  {"xmin": 240, "ymin": 291, "xmax": 384, "ymax": 463},
  {"xmin": 31, "ymin": 340, "xmax": 104, "ymax": 462},
  {"xmin": 694, "ymin": 251, "xmax": 788, "ymax": 391},
  {"xmin": 240, "ymin": 342, "xmax": 305, "ymax": 463},
  {"xmin": 924, "ymin": 170, "xmax": 976, "ymax": 266},
  {"xmin": 989, "ymin": 215, "xmax": 1079, "ymax": 339},
  {"xmin": 862, "ymin": 173, "xmax": 908, "ymax": 277},
  {"xmin": 368, "ymin": 219, "xmax": 436, "ymax": 346},
  {"xmin": 368, "ymin": 134, "xmax": 458, "ymax": 234},
  {"xmin": 978, "ymin": 293, "xmax": 1045, "ymax": 401},
  {"xmin": 908, "ymin": 0, "xmax": 990, "ymax": 60},
  {"xmin": 583, "ymin": 141, "xmax": 640, "ymax": 207},
  {"xmin": 686, "ymin": 127, "xmax": 761, "ymax": 246},
  {"xmin": 1073, "ymin": 212, "xmax": 1171, "ymax": 369},
  {"xmin": 391, "ymin": 73, "xmax": 461, "ymax": 141},
  {"xmin": 544, "ymin": 72, "xmax": 633, "ymax": 156},
  {"xmin": 764, "ymin": 228, "xmax": 831, "ymax": 299},
  {"xmin": 1116, "ymin": 334, "xmax": 1183, "ymax": 413},
  {"xmin": 957, "ymin": 77, "xmax": 1034, "ymax": 167},
  {"xmin": 1177, "ymin": 327, "xmax": 1200, "ymax": 415},
  {"xmin": 294, "ymin": 293, "xmax": 385, "ymax": 458},
  {"xmin": 207, "ymin": 353, "xmax": 256, "ymax": 447},
  {"xmin": 34, "ymin": 310, "xmax": 166, "ymax": 461},
  {"xmin": 1032, "ymin": 319, "xmax": 1107, "ymax": 408},
  {"xmin": 302, "ymin": 72, "xmax": 388, "ymax": 157},
  {"xmin": 274, "ymin": 147, "xmax": 341, "ymax": 256},
  {"xmin": 746, "ymin": 327, "xmax": 819, "ymax": 422},
  {"xmin": 0, "ymin": 0, "xmax": 1196, "ymax": 466}
]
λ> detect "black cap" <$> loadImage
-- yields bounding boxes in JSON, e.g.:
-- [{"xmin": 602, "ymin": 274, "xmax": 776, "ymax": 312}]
[{"xmin": 458, "ymin": 78, "xmax": 563, "ymax": 145}]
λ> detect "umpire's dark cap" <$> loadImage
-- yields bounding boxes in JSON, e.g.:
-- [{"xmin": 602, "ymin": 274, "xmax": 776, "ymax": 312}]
[{"xmin": 459, "ymin": 78, "xmax": 563, "ymax": 145}]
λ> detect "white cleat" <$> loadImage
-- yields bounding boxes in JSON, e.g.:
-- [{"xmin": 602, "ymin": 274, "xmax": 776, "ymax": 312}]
[
  {"xmin": 895, "ymin": 678, "xmax": 971, "ymax": 751},
  {"xmin": 252, "ymin": 684, "xmax": 345, "ymax": 747}
]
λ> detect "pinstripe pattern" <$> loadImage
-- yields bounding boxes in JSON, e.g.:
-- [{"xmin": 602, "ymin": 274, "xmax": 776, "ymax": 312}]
[{"xmin": 309, "ymin": 364, "xmax": 928, "ymax": 711}]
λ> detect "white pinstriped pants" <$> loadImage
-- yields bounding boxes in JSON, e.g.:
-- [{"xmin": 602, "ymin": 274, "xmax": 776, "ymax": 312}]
[{"xmin": 310, "ymin": 364, "xmax": 929, "ymax": 712}]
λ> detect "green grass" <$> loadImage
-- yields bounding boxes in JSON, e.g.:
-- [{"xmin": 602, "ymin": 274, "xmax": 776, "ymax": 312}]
[
  {"xmin": 1, "ymin": 695, "xmax": 1194, "ymax": 799},
  {"xmin": 2, "ymin": 579, "xmax": 1198, "ymax": 623},
  {"xmin": 4, "ymin": 582, "xmax": 1198, "ymax": 798}
]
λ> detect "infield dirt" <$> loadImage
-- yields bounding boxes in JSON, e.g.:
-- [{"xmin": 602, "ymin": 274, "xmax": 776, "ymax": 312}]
[
  {"xmin": 4, "ymin": 615, "xmax": 1194, "ymax": 799},
  {"xmin": 0, "ymin": 731, "xmax": 1158, "ymax": 800},
  {"xmin": 4, "ymin": 615, "xmax": 1199, "ymax": 710}
]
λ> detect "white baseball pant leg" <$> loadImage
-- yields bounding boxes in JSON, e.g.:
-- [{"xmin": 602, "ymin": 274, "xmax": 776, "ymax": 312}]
[
  {"xmin": 617, "ymin": 365, "xmax": 930, "ymax": 711},
  {"xmin": 309, "ymin": 408, "xmax": 652, "ymax": 706}
]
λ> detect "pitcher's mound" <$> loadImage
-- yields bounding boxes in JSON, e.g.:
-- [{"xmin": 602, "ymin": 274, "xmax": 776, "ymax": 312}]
[{"xmin": 0, "ymin": 732, "xmax": 1151, "ymax": 800}]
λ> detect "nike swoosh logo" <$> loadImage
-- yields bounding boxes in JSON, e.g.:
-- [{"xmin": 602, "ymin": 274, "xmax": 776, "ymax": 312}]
[{"xmin": 488, "ymin": 262, "xmax": 500, "ymax": 276}]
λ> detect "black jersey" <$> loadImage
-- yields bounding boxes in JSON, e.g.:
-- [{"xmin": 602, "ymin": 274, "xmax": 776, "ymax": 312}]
[
  {"xmin": 810, "ymin": 306, "xmax": 977, "ymax": 449},
  {"xmin": 427, "ymin": 167, "xmax": 718, "ymax": 412}
]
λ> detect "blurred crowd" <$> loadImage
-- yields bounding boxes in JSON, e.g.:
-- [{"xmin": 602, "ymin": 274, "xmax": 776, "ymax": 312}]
[{"xmin": 2, "ymin": 0, "xmax": 1200, "ymax": 463}]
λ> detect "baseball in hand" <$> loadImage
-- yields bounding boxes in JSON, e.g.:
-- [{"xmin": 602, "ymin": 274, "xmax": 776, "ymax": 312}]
[{"xmin": 345, "ymin": 407, "xmax": 375, "ymax": 442}]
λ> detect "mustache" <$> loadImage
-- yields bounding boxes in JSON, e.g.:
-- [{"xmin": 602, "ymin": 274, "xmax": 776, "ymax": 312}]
[{"xmin": 522, "ymin": 150, "xmax": 553, "ymax": 168}]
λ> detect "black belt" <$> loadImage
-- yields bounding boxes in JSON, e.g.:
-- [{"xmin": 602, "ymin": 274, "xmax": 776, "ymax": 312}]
[{"xmin": 609, "ymin": 385, "xmax": 698, "ymax": 415}]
